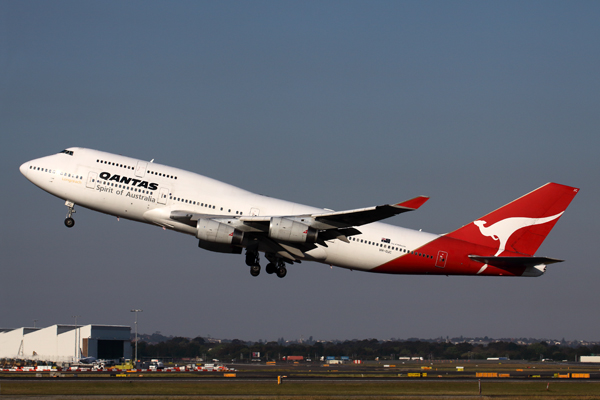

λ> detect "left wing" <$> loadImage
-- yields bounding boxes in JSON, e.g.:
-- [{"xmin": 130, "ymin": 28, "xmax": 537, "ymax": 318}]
[
  {"xmin": 238, "ymin": 195, "xmax": 430, "ymax": 229},
  {"xmin": 310, "ymin": 196, "xmax": 429, "ymax": 229},
  {"xmin": 169, "ymin": 196, "xmax": 429, "ymax": 260}
]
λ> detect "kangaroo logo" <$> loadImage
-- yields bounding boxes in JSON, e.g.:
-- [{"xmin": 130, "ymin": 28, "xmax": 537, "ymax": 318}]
[
  {"xmin": 473, "ymin": 212, "xmax": 563, "ymax": 274},
  {"xmin": 474, "ymin": 212, "xmax": 564, "ymax": 256}
]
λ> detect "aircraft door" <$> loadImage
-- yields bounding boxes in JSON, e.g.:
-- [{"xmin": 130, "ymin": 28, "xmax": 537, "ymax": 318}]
[
  {"xmin": 435, "ymin": 251, "xmax": 448, "ymax": 268},
  {"xmin": 86, "ymin": 172, "xmax": 97, "ymax": 189},
  {"xmin": 135, "ymin": 161, "xmax": 147, "ymax": 177},
  {"xmin": 158, "ymin": 187, "xmax": 169, "ymax": 205},
  {"xmin": 250, "ymin": 208, "xmax": 260, "ymax": 216}
]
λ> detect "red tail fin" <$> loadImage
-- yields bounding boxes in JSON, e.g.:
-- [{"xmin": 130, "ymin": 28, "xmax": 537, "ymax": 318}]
[{"xmin": 445, "ymin": 183, "xmax": 579, "ymax": 256}]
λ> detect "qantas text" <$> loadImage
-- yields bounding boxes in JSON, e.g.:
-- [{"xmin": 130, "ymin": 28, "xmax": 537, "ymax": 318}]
[{"xmin": 99, "ymin": 172, "xmax": 158, "ymax": 190}]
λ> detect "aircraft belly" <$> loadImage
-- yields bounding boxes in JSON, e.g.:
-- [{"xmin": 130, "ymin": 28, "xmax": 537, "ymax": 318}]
[
  {"xmin": 322, "ymin": 241, "xmax": 396, "ymax": 271},
  {"xmin": 303, "ymin": 246, "xmax": 328, "ymax": 262},
  {"xmin": 327, "ymin": 225, "xmax": 440, "ymax": 273}
]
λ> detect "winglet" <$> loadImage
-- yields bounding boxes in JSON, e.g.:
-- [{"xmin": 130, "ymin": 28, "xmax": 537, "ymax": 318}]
[{"xmin": 395, "ymin": 196, "xmax": 429, "ymax": 210}]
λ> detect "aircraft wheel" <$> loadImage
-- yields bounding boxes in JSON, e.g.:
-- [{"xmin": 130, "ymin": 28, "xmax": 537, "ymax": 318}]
[
  {"xmin": 250, "ymin": 264, "xmax": 261, "ymax": 277},
  {"xmin": 265, "ymin": 263, "xmax": 276, "ymax": 274},
  {"xmin": 64, "ymin": 218, "xmax": 75, "ymax": 228},
  {"xmin": 276, "ymin": 266, "xmax": 287, "ymax": 278}
]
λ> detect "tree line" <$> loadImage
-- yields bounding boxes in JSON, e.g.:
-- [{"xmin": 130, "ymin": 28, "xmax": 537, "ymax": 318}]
[{"xmin": 135, "ymin": 337, "xmax": 600, "ymax": 362}]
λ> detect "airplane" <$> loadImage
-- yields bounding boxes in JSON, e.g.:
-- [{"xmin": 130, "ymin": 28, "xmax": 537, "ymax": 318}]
[{"xmin": 20, "ymin": 148, "xmax": 578, "ymax": 278}]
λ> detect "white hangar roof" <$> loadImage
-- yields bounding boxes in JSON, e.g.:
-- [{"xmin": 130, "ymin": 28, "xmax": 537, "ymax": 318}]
[{"xmin": 0, "ymin": 324, "xmax": 131, "ymax": 362}]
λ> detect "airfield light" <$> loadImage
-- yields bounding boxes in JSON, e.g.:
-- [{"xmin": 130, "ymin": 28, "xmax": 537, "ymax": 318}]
[{"xmin": 131, "ymin": 309, "xmax": 143, "ymax": 365}]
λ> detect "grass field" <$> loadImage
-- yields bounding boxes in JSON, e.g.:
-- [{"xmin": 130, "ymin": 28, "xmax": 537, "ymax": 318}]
[
  {"xmin": 1, "ymin": 361, "xmax": 599, "ymax": 399},
  {"xmin": 1, "ymin": 380, "xmax": 600, "ymax": 399}
]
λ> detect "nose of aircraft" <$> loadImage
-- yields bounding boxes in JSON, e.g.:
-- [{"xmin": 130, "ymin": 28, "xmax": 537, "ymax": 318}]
[{"xmin": 20, "ymin": 162, "xmax": 30, "ymax": 177}]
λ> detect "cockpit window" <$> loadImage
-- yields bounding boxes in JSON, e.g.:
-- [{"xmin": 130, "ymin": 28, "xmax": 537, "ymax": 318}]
[{"xmin": 59, "ymin": 150, "xmax": 74, "ymax": 156}]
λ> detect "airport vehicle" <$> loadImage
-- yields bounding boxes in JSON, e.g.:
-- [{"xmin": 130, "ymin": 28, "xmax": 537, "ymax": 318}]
[
  {"xmin": 20, "ymin": 148, "xmax": 578, "ymax": 278},
  {"xmin": 149, "ymin": 359, "xmax": 164, "ymax": 371}
]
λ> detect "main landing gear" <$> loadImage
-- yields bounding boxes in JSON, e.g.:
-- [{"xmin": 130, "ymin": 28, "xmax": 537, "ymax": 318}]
[
  {"xmin": 246, "ymin": 250, "xmax": 261, "ymax": 277},
  {"xmin": 245, "ymin": 250, "xmax": 288, "ymax": 278},
  {"xmin": 64, "ymin": 201, "xmax": 76, "ymax": 228},
  {"xmin": 266, "ymin": 260, "xmax": 287, "ymax": 278}
]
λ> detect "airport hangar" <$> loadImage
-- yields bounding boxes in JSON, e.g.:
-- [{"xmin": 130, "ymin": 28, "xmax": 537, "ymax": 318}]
[{"xmin": 0, "ymin": 324, "xmax": 132, "ymax": 362}]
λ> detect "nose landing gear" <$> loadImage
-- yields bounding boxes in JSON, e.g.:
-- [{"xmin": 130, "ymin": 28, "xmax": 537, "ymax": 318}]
[{"xmin": 64, "ymin": 201, "xmax": 76, "ymax": 228}]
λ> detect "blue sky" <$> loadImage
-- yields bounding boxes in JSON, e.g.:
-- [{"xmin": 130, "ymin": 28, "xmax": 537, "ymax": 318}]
[{"xmin": 2, "ymin": 1, "xmax": 599, "ymax": 342}]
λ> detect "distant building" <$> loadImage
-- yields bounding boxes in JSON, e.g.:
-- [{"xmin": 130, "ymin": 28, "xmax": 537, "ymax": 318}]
[
  {"xmin": 0, "ymin": 324, "xmax": 131, "ymax": 362},
  {"xmin": 580, "ymin": 356, "xmax": 600, "ymax": 363}
]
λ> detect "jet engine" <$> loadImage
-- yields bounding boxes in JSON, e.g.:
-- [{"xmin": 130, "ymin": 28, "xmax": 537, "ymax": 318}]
[
  {"xmin": 196, "ymin": 218, "xmax": 244, "ymax": 245},
  {"xmin": 269, "ymin": 217, "xmax": 318, "ymax": 243}
]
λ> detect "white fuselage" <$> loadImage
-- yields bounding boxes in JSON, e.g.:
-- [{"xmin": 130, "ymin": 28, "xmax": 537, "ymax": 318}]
[{"xmin": 20, "ymin": 148, "xmax": 437, "ymax": 272}]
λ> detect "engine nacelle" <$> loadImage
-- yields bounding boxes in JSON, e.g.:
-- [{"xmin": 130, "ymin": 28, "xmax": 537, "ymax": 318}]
[
  {"xmin": 269, "ymin": 217, "xmax": 318, "ymax": 243},
  {"xmin": 196, "ymin": 219, "xmax": 244, "ymax": 245}
]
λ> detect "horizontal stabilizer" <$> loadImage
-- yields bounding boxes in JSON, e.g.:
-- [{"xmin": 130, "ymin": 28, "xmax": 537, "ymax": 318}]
[{"xmin": 469, "ymin": 255, "xmax": 563, "ymax": 268}]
